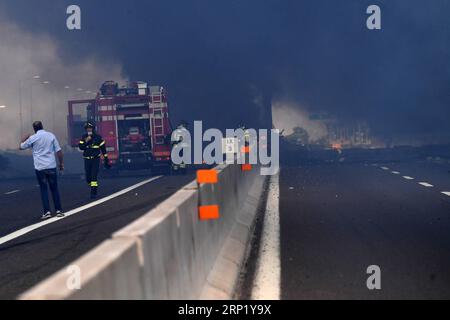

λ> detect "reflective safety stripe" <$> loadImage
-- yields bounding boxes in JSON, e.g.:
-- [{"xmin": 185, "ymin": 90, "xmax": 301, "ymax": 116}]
[
  {"xmin": 104, "ymin": 154, "xmax": 108, "ymax": 158},
  {"xmin": 79, "ymin": 141, "xmax": 85, "ymax": 144},
  {"xmin": 99, "ymin": 141, "xmax": 106, "ymax": 147},
  {"xmin": 199, "ymin": 205, "xmax": 219, "ymax": 220},
  {"xmin": 90, "ymin": 181, "xmax": 98, "ymax": 187},
  {"xmin": 92, "ymin": 146, "xmax": 100, "ymax": 149},
  {"xmin": 242, "ymin": 146, "xmax": 250, "ymax": 153},
  {"xmin": 84, "ymin": 155, "xmax": 101, "ymax": 159},
  {"xmin": 197, "ymin": 170, "xmax": 218, "ymax": 184}
]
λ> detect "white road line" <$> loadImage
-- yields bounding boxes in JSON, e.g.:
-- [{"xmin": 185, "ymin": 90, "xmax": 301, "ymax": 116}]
[
  {"xmin": 391, "ymin": 171, "xmax": 400, "ymax": 175},
  {"xmin": 0, "ymin": 176, "xmax": 163, "ymax": 246},
  {"xmin": 418, "ymin": 182, "xmax": 434, "ymax": 188},
  {"xmin": 403, "ymin": 176, "xmax": 415, "ymax": 180},
  {"xmin": 442, "ymin": 192, "xmax": 450, "ymax": 197},
  {"xmin": 4, "ymin": 190, "xmax": 20, "ymax": 195},
  {"xmin": 252, "ymin": 170, "xmax": 281, "ymax": 300},
  {"xmin": 381, "ymin": 166, "xmax": 389, "ymax": 170}
]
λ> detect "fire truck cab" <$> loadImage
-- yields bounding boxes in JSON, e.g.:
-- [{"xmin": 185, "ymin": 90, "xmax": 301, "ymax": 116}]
[{"xmin": 68, "ymin": 81, "xmax": 173, "ymax": 171}]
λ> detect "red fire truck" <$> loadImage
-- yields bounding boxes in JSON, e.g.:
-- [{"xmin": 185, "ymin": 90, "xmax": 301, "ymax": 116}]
[{"xmin": 68, "ymin": 81, "xmax": 173, "ymax": 171}]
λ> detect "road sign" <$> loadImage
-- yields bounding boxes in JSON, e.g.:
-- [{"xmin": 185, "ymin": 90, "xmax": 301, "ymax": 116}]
[{"xmin": 222, "ymin": 137, "xmax": 238, "ymax": 154}]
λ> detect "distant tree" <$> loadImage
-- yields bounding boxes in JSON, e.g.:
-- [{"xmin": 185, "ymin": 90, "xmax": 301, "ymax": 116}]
[{"xmin": 285, "ymin": 127, "xmax": 310, "ymax": 145}]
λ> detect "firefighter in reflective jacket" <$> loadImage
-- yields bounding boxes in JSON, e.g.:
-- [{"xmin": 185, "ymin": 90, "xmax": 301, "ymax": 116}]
[
  {"xmin": 171, "ymin": 122, "xmax": 189, "ymax": 174},
  {"xmin": 238, "ymin": 125, "xmax": 252, "ymax": 164},
  {"xmin": 238, "ymin": 125, "xmax": 251, "ymax": 146},
  {"xmin": 79, "ymin": 122, "xmax": 111, "ymax": 199}
]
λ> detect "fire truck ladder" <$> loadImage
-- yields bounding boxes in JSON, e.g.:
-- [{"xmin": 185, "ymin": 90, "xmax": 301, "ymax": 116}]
[{"xmin": 150, "ymin": 91, "xmax": 166, "ymax": 145}]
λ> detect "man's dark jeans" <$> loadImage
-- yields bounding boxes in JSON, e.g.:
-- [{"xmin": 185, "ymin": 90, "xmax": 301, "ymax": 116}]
[{"xmin": 35, "ymin": 168, "xmax": 62, "ymax": 214}]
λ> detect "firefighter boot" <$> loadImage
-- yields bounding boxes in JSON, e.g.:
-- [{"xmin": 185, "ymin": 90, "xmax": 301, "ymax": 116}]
[{"xmin": 90, "ymin": 181, "xmax": 98, "ymax": 199}]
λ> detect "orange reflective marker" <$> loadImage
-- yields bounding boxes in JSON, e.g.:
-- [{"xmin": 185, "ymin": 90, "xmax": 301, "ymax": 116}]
[
  {"xmin": 241, "ymin": 164, "xmax": 252, "ymax": 171},
  {"xmin": 197, "ymin": 169, "xmax": 220, "ymax": 220},
  {"xmin": 197, "ymin": 169, "xmax": 218, "ymax": 184},
  {"xmin": 241, "ymin": 146, "xmax": 250, "ymax": 153},
  {"xmin": 199, "ymin": 205, "xmax": 220, "ymax": 220}
]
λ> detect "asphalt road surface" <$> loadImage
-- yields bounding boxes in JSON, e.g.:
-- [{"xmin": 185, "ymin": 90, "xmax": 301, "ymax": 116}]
[
  {"xmin": 241, "ymin": 159, "xmax": 450, "ymax": 299},
  {"xmin": 0, "ymin": 171, "xmax": 195, "ymax": 299}
]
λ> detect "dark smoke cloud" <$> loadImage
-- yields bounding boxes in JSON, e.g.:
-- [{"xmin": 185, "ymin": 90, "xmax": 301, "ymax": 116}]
[
  {"xmin": 1, "ymin": 0, "xmax": 450, "ymax": 141},
  {"xmin": 0, "ymin": 8, "xmax": 124, "ymax": 149}
]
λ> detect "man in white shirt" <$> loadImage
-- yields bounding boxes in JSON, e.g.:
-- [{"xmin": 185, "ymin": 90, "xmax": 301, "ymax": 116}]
[{"xmin": 20, "ymin": 121, "xmax": 65, "ymax": 220}]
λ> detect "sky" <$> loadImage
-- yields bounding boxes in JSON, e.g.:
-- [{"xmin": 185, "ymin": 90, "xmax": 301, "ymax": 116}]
[{"xmin": 0, "ymin": 0, "xmax": 450, "ymax": 148}]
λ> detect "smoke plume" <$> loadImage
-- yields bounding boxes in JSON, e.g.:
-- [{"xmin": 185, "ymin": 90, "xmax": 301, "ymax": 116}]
[{"xmin": 0, "ymin": 14, "xmax": 125, "ymax": 150}]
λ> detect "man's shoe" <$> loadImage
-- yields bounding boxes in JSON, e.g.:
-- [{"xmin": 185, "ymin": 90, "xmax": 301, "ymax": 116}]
[
  {"xmin": 56, "ymin": 211, "xmax": 65, "ymax": 218},
  {"xmin": 41, "ymin": 212, "xmax": 52, "ymax": 220}
]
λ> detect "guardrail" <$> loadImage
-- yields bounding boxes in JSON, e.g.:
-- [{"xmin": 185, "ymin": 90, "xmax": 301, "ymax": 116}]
[{"xmin": 20, "ymin": 164, "xmax": 266, "ymax": 300}]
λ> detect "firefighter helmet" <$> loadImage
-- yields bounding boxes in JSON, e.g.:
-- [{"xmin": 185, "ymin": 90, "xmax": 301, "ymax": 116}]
[
  {"xmin": 177, "ymin": 121, "xmax": 188, "ymax": 129},
  {"xmin": 84, "ymin": 121, "xmax": 95, "ymax": 130}
]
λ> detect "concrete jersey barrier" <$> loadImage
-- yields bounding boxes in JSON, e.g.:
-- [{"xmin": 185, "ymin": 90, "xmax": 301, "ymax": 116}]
[{"xmin": 20, "ymin": 164, "xmax": 267, "ymax": 300}]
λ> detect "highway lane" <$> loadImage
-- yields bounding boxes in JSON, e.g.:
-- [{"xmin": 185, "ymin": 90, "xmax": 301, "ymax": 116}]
[
  {"xmin": 0, "ymin": 179, "xmax": 40, "ymax": 195},
  {"xmin": 375, "ymin": 160, "xmax": 450, "ymax": 193},
  {"xmin": 0, "ymin": 172, "xmax": 195, "ymax": 299},
  {"xmin": 241, "ymin": 159, "xmax": 450, "ymax": 299},
  {"xmin": 0, "ymin": 174, "xmax": 160, "ymax": 237}
]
